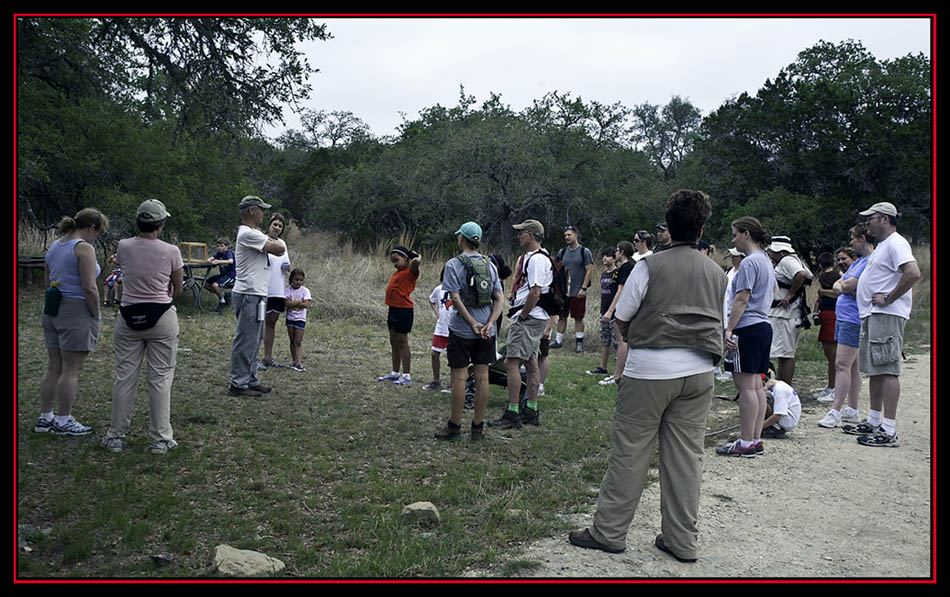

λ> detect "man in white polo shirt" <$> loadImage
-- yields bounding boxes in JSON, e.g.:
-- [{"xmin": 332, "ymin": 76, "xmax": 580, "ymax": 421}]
[{"xmin": 847, "ymin": 202, "xmax": 920, "ymax": 447}]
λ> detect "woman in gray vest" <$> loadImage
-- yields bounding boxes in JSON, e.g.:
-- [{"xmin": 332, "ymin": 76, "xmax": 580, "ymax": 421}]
[{"xmin": 36, "ymin": 208, "xmax": 109, "ymax": 436}]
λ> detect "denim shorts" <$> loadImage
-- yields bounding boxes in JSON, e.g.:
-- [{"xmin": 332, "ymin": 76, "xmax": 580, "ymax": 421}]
[{"xmin": 834, "ymin": 319, "xmax": 860, "ymax": 348}]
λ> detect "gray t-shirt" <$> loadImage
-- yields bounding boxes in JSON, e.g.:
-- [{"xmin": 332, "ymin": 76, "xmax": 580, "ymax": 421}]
[
  {"xmin": 558, "ymin": 244, "xmax": 594, "ymax": 297},
  {"xmin": 730, "ymin": 250, "xmax": 777, "ymax": 330},
  {"xmin": 441, "ymin": 252, "xmax": 503, "ymax": 339}
]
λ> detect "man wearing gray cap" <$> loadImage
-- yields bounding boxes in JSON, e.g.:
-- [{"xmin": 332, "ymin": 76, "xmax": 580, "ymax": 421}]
[
  {"xmin": 489, "ymin": 219, "xmax": 553, "ymax": 429},
  {"xmin": 228, "ymin": 196, "xmax": 287, "ymax": 397},
  {"xmin": 767, "ymin": 235, "xmax": 812, "ymax": 385},
  {"xmin": 849, "ymin": 202, "xmax": 920, "ymax": 447}
]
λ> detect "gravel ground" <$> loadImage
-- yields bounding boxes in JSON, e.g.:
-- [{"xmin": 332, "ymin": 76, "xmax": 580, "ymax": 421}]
[{"xmin": 470, "ymin": 350, "xmax": 933, "ymax": 579}]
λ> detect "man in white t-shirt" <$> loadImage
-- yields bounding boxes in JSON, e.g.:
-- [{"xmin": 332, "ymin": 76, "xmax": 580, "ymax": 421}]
[
  {"xmin": 767, "ymin": 236, "xmax": 812, "ymax": 386},
  {"xmin": 847, "ymin": 202, "xmax": 921, "ymax": 448},
  {"xmin": 228, "ymin": 196, "xmax": 287, "ymax": 397},
  {"xmin": 489, "ymin": 219, "xmax": 552, "ymax": 429}
]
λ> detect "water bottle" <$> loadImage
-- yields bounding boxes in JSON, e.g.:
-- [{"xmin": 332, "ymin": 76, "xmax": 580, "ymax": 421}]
[
  {"xmin": 724, "ymin": 334, "xmax": 738, "ymax": 369},
  {"xmin": 44, "ymin": 282, "xmax": 62, "ymax": 316}
]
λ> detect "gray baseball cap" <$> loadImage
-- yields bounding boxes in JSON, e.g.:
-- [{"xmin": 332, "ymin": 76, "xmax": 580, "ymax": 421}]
[
  {"xmin": 137, "ymin": 199, "xmax": 171, "ymax": 221},
  {"xmin": 858, "ymin": 201, "xmax": 898, "ymax": 217}
]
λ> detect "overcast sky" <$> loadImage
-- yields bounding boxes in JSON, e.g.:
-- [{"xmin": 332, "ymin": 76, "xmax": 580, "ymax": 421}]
[{"xmin": 266, "ymin": 16, "xmax": 932, "ymax": 140}]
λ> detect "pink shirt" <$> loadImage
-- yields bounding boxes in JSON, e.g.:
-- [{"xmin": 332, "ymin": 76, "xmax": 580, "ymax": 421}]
[
  {"xmin": 285, "ymin": 285, "xmax": 312, "ymax": 322},
  {"xmin": 116, "ymin": 236, "xmax": 184, "ymax": 305}
]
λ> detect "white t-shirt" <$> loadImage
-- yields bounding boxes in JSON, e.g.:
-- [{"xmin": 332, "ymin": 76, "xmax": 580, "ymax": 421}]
[
  {"xmin": 428, "ymin": 284, "xmax": 455, "ymax": 337},
  {"xmin": 769, "ymin": 380, "xmax": 801, "ymax": 431},
  {"xmin": 267, "ymin": 239, "xmax": 290, "ymax": 298},
  {"xmin": 769, "ymin": 254, "xmax": 812, "ymax": 320},
  {"xmin": 513, "ymin": 249, "xmax": 553, "ymax": 320},
  {"xmin": 614, "ymin": 259, "xmax": 714, "ymax": 380},
  {"xmin": 284, "ymin": 284, "xmax": 311, "ymax": 322},
  {"xmin": 856, "ymin": 232, "xmax": 916, "ymax": 320},
  {"xmin": 233, "ymin": 225, "xmax": 270, "ymax": 296},
  {"xmin": 633, "ymin": 250, "xmax": 653, "ymax": 263}
]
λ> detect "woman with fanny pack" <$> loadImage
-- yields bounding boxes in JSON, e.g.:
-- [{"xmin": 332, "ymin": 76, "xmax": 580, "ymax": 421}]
[
  {"xmin": 36, "ymin": 208, "xmax": 109, "ymax": 436},
  {"xmin": 100, "ymin": 200, "xmax": 183, "ymax": 455}
]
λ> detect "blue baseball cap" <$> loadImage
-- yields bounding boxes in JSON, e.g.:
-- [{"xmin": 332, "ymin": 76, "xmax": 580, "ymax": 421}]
[{"xmin": 455, "ymin": 221, "xmax": 483, "ymax": 242}]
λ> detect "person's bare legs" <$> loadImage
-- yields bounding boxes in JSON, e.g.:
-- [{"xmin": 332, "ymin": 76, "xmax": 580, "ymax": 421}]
[
  {"xmin": 39, "ymin": 348, "xmax": 63, "ymax": 413},
  {"xmin": 56, "ymin": 350, "xmax": 90, "ymax": 417},
  {"xmin": 821, "ymin": 341, "xmax": 837, "ymax": 389},
  {"xmin": 733, "ymin": 372, "xmax": 764, "ymax": 441},
  {"xmin": 777, "ymin": 357, "xmax": 795, "ymax": 386},
  {"xmin": 831, "ymin": 344, "xmax": 861, "ymax": 411},
  {"xmin": 263, "ymin": 311, "xmax": 280, "ymax": 362},
  {"xmin": 612, "ymin": 322, "xmax": 628, "ymax": 382}
]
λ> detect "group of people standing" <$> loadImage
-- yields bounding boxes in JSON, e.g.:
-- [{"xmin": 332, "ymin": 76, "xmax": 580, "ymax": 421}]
[{"xmin": 35, "ymin": 195, "xmax": 314, "ymax": 453}]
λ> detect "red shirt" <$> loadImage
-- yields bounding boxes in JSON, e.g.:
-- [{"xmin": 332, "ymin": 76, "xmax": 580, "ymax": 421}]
[{"xmin": 385, "ymin": 267, "xmax": 419, "ymax": 308}]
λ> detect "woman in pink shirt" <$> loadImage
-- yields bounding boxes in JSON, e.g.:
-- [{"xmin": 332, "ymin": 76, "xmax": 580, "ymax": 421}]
[{"xmin": 100, "ymin": 200, "xmax": 184, "ymax": 455}]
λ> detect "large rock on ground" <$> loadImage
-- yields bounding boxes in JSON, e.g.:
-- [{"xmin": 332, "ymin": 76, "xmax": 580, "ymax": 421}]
[
  {"xmin": 401, "ymin": 501, "xmax": 441, "ymax": 525},
  {"xmin": 212, "ymin": 544, "xmax": 285, "ymax": 577}
]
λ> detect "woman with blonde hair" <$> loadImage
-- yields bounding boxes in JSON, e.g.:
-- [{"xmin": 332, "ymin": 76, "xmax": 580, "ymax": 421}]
[{"xmin": 36, "ymin": 208, "xmax": 108, "ymax": 436}]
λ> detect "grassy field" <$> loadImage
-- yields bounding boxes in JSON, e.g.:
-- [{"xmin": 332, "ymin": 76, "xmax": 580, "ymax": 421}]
[{"xmin": 15, "ymin": 231, "xmax": 930, "ymax": 578}]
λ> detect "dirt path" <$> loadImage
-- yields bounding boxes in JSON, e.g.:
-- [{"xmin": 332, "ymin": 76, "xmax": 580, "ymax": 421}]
[{"xmin": 474, "ymin": 350, "xmax": 933, "ymax": 578}]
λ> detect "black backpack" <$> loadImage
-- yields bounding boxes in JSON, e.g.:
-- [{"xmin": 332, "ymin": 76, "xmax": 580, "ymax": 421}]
[{"xmin": 524, "ymin": 250, "xmax": 568, "ymax": 316}]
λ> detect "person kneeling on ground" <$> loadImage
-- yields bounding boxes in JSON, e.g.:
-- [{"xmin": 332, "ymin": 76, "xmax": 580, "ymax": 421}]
[{"xmin": 760, "ymin": 373, "xmax": 801, "ymax": 439}]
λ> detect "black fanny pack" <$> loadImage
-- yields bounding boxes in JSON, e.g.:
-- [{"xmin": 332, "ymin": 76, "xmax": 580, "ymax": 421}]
[{"xmin": 120, "ymin": 302, "xmax": 173, "ymax": 330}]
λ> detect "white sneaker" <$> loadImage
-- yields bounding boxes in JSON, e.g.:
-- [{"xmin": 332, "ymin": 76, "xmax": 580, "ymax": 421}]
[
  {"xmin": 52, "ymin": 416, "xmax": 93, "ymax": 436},
  {"xmin": 599, "ymin": 377, "xmax": 617, "ymax": 386},
  {"xmin": 150, "ymin": 439, "xmax": 179, "ymax": 454},
  {"xmin": 377, "ymin": 372, "xmax": 400, "ymax": 382},
  {"xmin": 603, "ymin": 375, "xmax": 614, "ymax": 382},
  {"xmin": 815, "ymin": 388, "xmax": 835, "ymax": 403},
  {"xmin": 817, "ymin": 411, "xmax": 840, "ymax": 429},
  {"xmin": 101, "ymin": 436, "xmax": 124, "ymax": 452},
  {"xmin": 715, "ymin": 372, "xmax": 733, "ymax": 381},
  {"xmin": 840, "ymin": 407, "xmax": 862, "ymax": 423},
  {"xmin": 393, "ymin": 375, "xmax": 412, "ymax": 386}
]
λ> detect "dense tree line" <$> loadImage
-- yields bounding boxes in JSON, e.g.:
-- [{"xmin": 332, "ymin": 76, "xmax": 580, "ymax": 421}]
[{"xmin": 17, "ymin": 18, "xmax": 931, "ymax": 263}]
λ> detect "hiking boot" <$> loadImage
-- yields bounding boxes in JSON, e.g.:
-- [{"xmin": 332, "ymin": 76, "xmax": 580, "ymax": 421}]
[
  {"xmin": 842, "ymin": 421, "xmax": 879, "ymax": 436},
  {"xmin": 761, "ymin": 425, "xmax": 786, "ymax": 439},
  {"xmin": 817, "ymin": 410, "xmax": 840, "ymax": 429},
  {"xmin": 487, "ymin": 408, "xmax": 523, "ymax": 429},
  {"xmin": 228, "ymin": 385, "xmax": 262, "ymax": 397},
  {"xmin": 521, "ymin": 406, "xmax": 540, "ymax": 426},
  {"xmin": 856, "ymin": 429, "xmax": 900, "ymax": 448},
  {"xmin": 51, "ymin": 416, "xmax": 92, "ymax": 436},
  {"xmin": 434, "ymin": 420, "xmax": 461, "ymax": 441},
  {"xmin": 549, "ymin": 341, "xmax": 563, "ymax": 349},
  {"xmin": 248, "ymin": 384, "xmax": 271, "ymax": 394},
  {"xmin": 575, "ymin": 339, "xmax": 584, "ymax": 353},
  {"xmin": 101, "ymin": 437, "xmax": 123, "ymax": 453},
  {"xmin": 568, "ymin": 528, "xmax": 625, "ymax": 554},
  {"xmin": 149, "ymin": 439, "xmax": 179, "ymax": 454},
  {"xmin": 586, "ymin": 367, "xmax": 609, "ymax": 376},
  {"xmin": 33, "ymin": 416, "xmax": 55, "ymax": 433},
  {"xmin": 655, "ymin": 534, "xmax": 697, "ymax": 563},
  {"xmin": 715, "ymin": 439, "xmax": 756, "ymax": 458},
  {"xmin": 470, "ymin": 422, "xmax": 487, "ymax": 441}
]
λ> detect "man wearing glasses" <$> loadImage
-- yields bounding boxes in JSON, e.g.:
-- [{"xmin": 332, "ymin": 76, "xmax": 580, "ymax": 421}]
[
  {"xmin": 852, "ymin": 202, "xmax": 920, "ymax": 447},
  {"xmin": 229, "ymin": 196, "xmax": 287, "ymax": 397}
]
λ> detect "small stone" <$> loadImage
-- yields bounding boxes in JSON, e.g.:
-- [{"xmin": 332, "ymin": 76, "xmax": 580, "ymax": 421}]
[{"xmin": 402, "ymin": 501, "xmax": 441, "ymax": 525}]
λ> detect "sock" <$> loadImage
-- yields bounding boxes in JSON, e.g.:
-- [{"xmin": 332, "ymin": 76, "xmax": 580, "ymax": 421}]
[
  {"xmin": 390, "ymin": 371, "xmax": 399, "ymax": 378},
  {"xmin": 714, "ymin": 366, "xmax": 721, "ymax": 375},
  {"xmin": 55, "ymin": 415, "xmax": 71, "ymax": 425},
  {"xmin": 556, "ymin": 333, "xmax": 564, "ymax": 344},
  {"xmin": 526, "ymin": 400, "xmax": 538, "ymax": 411},
  {"xmin": 867, "ymin": 409, "xmax": 882, "ymax": 426},
  {"xmin": 881, "ymin": 417, "xmax": 897, "ymax": 436},
  {"xmin": 576, "ymin": 332, "xmax": 584, "ymax": 339},
  {"xmin": 40, "ymin": 411, "xmax": 54, "ymax": 421},
  {"xmin": 220, "ymin": 297, "xmax": 226, "ymax": 303},
  {"xmin": 737, "ymin": 438, "xmax": 755, "ymax": 449},
  {"xmin": 507, "ymin": 403, "xmax": 520, "ymax": 413},
  {"xmin": 842, "ymin": 406, "xmax": 859, "ymax": 416},
  {"xmin": 830, "ymin": 408, "xmax": 840, "ymax": 417},
  {"xmin": 538, "ymin": 383, "xmax": 545, "ymax": 393}
]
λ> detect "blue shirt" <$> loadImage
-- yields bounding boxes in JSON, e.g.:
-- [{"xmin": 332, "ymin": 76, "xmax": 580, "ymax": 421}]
[
  {"xmin": 730, "ymin": 250, "xmax": 776, "ymax": 330},
  {"xmin": 45, "ymin": 238, "xmax": 100, "ymax": 300},
  {"xmin": 835, "ymin": 256, "xmax": 868, "ymax": 325},
  {"xmin": 214, "ymin": 249, "xmax": 236, "ymax": 278},
  {"xmin": 441, "ymin": 252, "xmax": 503, "ymax": 340}
]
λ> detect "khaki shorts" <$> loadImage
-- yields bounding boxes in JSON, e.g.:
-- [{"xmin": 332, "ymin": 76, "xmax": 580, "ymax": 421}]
[
  {"xmin": 769, "ymin": 317, "xmax": 802, "ymax": 359},
  {"xmin": 505, "ymin": 315, "xmax": 548, "ymax": 361},
  {"xmin": 859, "ymin": 314, "xmax": 906, "ymax": 377},
  {"xmin": 42, "ymin": 297, "xmax": 101, "ymax": 352}
]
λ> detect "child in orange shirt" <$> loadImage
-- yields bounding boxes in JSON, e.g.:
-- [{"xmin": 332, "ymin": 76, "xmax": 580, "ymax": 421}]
[{"xmin": 377, "ymin": 245, "xmax": 421, "ymax": 385}]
